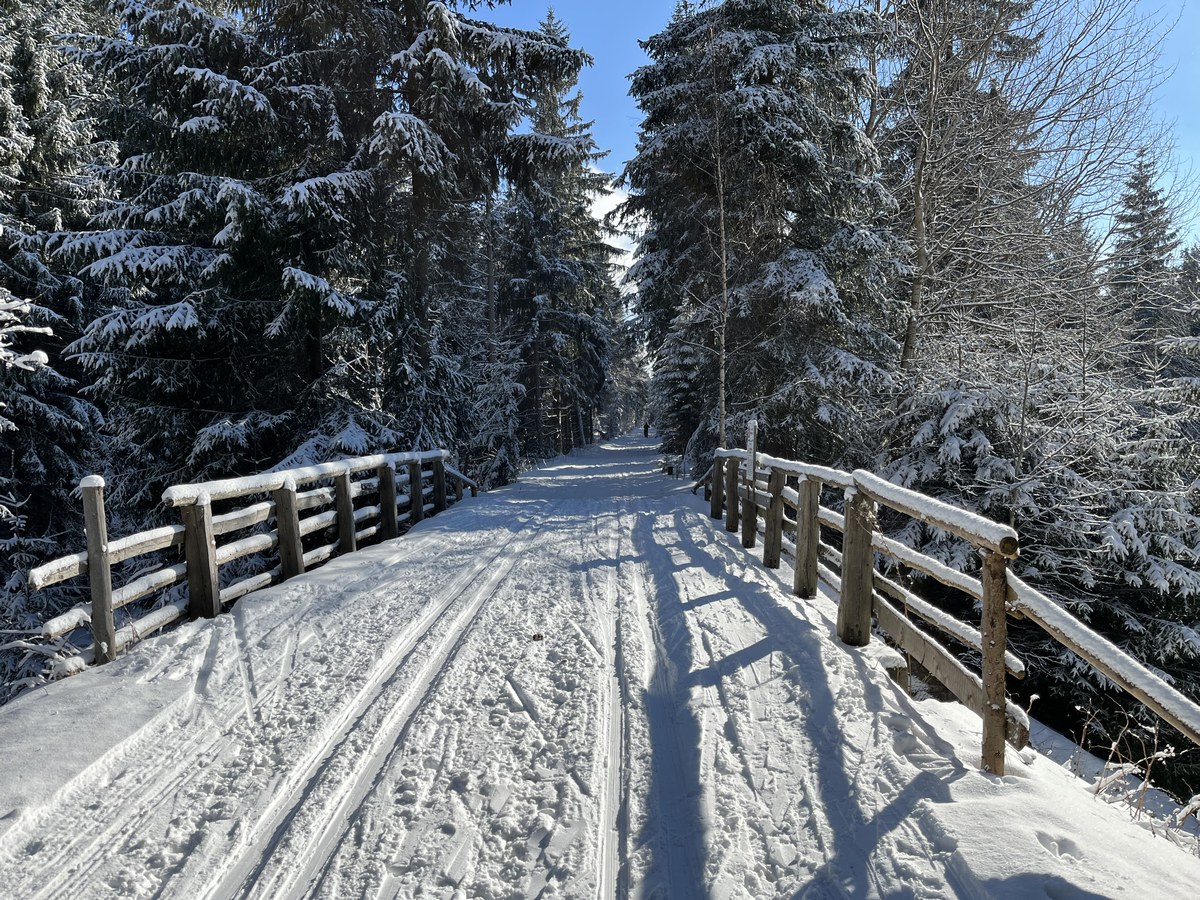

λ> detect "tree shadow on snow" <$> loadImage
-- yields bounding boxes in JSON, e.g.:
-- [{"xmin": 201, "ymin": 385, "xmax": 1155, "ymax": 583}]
[{"xmin": 641, "ymin": 509, "xmax": 969, "ymax": 899}]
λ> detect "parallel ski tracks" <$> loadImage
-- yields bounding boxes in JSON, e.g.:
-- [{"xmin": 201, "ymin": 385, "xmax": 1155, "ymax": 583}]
[
  {"xmin": 0, "ymin": 513, "xmax": 536, "ymax": 900},
  {"xmin": 201, "ymin": 518, "xmax": 547, "ymax": 900}
]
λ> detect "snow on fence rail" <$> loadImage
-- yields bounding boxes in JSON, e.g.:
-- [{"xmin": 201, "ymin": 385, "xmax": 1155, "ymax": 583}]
[
  {"xmin": 24, "ymin": 450, "xmax": 479, "ymax": 679},
  {"xmin": 708, "ymin": 430, "xmax": 1200, "ymax": 775}
]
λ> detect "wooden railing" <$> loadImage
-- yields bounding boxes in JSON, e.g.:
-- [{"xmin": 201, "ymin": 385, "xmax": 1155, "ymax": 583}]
[
  {"xmin": 710, "ymin": 433, "xmax": 1200, "ymax": 776},
  {"xmin": 26, "ymin": 451, "xmax": 479, "ymax": 678}
]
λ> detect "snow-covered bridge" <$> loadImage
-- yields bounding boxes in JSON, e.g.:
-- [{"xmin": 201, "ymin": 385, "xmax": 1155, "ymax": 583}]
[{"xmin": 1, "ymin": 437, "xmax": 1197, "ymax": 898}]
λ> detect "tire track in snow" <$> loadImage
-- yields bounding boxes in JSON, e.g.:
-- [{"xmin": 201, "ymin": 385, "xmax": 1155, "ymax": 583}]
[
  {"xmin": 277, "ymin": 518, "xmax": 554, "ymax": 899},
  {"xmin": 629, "ymin": 510, "xmax": 710, "ymax": 898},
  {"xmin": 0, "ymin": 627, "xmax": 254, "ymax": 899},
  {"xmin": 348, "ymin": 509, "xmax": 604, "ymax": 900}
]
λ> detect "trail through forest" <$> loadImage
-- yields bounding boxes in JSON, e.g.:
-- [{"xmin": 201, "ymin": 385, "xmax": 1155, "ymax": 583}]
[{"xmin": 0, "ymin": 437, "xmax": 1196, "ymax": 899}]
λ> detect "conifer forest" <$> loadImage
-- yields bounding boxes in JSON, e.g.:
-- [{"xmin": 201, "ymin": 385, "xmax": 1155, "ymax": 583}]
[{"xmin": 2, "ymin": 0, "xmax": 1198, "ymax": 794}]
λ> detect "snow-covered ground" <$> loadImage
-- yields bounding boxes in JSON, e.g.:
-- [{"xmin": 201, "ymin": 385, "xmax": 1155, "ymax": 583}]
[{"xmin": 0, "ymin": 435, "xmax": 1196, "ymax": 899}]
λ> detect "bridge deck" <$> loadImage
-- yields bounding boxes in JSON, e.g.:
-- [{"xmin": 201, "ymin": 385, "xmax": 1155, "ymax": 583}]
[{"xmin": 0, "ymin": 436, "xmax": 1196, "ymax": 898}]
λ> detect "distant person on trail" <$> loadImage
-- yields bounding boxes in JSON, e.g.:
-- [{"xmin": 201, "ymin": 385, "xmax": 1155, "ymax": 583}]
[{"xmin": 643, "ymin": 421, "xmax": 649, "ymax": 438}]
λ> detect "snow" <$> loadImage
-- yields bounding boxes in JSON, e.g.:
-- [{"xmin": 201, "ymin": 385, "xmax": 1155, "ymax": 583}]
[
  {"xmin": 161, "ymin": 450, "xmax": 447, "ymax": 506},
  {"xmin": 854, "ymin": 469, "xmax": 1020, "ymax": 555},
  {"xmin": 757, "ymin": 451, "xmax": 855, "ymax": 488},
  {"xmin": 0, "ymin": 436, "xmax": 1196, "ymax": 898},
  {"xmin": 1008, "ymin": 575, "xmax": 1200, "ymax": 747}
]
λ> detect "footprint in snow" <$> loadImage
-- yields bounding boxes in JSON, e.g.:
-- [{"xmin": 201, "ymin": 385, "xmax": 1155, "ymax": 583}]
[{"xmin": 1036, "ymin": 831, "xmax": 1084, "ymax": 861}]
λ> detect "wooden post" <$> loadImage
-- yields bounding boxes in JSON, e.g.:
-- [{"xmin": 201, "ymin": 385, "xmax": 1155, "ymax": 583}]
[
  {"xmin": 81, "ymin": 477, "xmax": 116, "ymax": 663},
  {"xmin": 725, "ymin": 455, "xmax": 739, "ymax": 534},
  {"xmin": 407, "ymin": 460, "xmax": 425, "ymax": 523},
  {"xmin": 837, "ymin": 485, "xmax": 876, "ymax": 647},
  {"xmin": 980, "ymin": 549, "xmax": 1010, "ymax": 775},
  {"xmin": 740, "ymin": 469, "xmax": 757, "ymax": 550},
  {"xmin": 454, "ymin": 474, "xmax": 464, "ymax": 503},
  {"xmin": 378, "ymin": 463, "xmax": 399, "ymax": 540},
  {"xmin": 710, "ymin": 456, "xmax": 725, "ymax": 519},
  {"xmin": 432, "ymin": 457, "xmax": 448, "ymax": 513},
  {"xmin": 334, "ymin": 468, "xmax": 356, "ymax": 554},
  {"xmin": 181, "ymin": 497, "xmax": 221, "ymax": 619},
  {"xmin": 469, "ymin": 482, "xmax": 478, "ymax": 498},
  {"xmin": 762, "ymin": 467, "xmax": 786, "ymax": 569},
  {"xmin": 793, "ymin": 477, "xmax": 820, "ymax": 599},
  {"xmin": 273, "ymin": 480, "xmax": 305, "ymax": 579},
  {"xmin": 740, "ymin": 419, "xmax": 759, "ymax": 549}
]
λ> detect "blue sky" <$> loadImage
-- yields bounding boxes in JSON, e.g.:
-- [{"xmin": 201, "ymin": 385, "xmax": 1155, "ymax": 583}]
[
  {"xmin": 483, "ymin": 2, "xmax": 671, "ymax": 175},
  {"xmin": 1152, "ymin": 1, "xmax": 1200, "ymax": 237},
  {"xmin": 482, "ymin": 1, "xmax": 1198, "ymax": 236}
]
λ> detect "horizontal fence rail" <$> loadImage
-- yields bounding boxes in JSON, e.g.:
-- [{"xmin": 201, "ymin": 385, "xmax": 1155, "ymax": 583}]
[
  {"xmin": 709, "ymin": 434, "xmax": 1200, "ymax": 776},
  {"xmin": 23, "ymin": 450, "xmax": 480, "ymax": 680}
]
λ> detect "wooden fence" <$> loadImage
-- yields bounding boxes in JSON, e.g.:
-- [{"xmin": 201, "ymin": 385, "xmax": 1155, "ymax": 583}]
[
  {"xmin": 26, "ymin": 450, "xmax": 479, "ymax": 677},
  {"xmin": 709, "ymin": 433, "xmax": 1200, "ymax": 776}
]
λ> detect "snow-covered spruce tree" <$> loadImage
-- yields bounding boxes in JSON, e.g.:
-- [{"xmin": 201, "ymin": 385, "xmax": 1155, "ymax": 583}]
[
  {"xmin": 868, "ymin": 0, "xmax": 1200, "ymax": 737},
  {"xmin": 367, "ymin": 7, "xmax": 588, "ymax": 463},
  {"xmin": 60, "ymin": 1, "xmax": 586, "ymax": 508},
  {"xmin": 0, "ymin": 0, "xmax": 111, "ymax": 701},
  {"xmin": 878, "ymin": 190, "xmax": 1200, "ymax": 784},
  {"xmin": 1107, "ymin": 149, "xmax": 1181, "ymax": 355},
  {"xmin": 0, "ymin": 287, "xmax": 54, "ymax": 699},
  {"xmin": 1172, "ymin": 244, "xmax": 1200, "ymax": 398},
  {"xmin": 603, "ymin": 317, "xmax": 649, "ymax": 437},
  {"xmin": 622, "ymin": 0, "xmax": 902, "ymax": 467},
  {"xmin": 59, "ymin": 0, "xmax": 391, "ymax": 506},
  {"xmin": 0, "ymin": 0, "xmax": 110, "ymax": 529},
  {"xmin": 497, "ymin": 12, "xmax": 618, "ymax": 460}
]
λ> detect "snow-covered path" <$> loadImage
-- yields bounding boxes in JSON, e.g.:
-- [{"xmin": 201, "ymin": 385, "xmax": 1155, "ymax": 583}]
[{"xmin": 1, "ymin": 436, "xmax": 1197, "ymax": 899}]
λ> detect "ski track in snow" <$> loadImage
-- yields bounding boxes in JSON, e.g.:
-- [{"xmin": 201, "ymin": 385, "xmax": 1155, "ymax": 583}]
[{"xmin": 2, "ymin": 435, "xmax": 1199, "ymax": 899}]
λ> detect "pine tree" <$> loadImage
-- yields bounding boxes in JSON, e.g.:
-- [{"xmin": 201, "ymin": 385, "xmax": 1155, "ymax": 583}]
[
  {"xmin": 61, "ymin": 0, "xmax": 586, "ymax": 507},
  {"xmin": 878, "ymin": 169, "xmax": 1200, "ymax": 761},
  {"xmin": 0, "ymin": 0, "xmax": 109, "ymax": 529},
  {"xmin": 0, "ymin": 0, "xmax": 111, "ymax": 699},
  {"xmin": 1108, "ymin": 150, "xmax": 1181, "ymax": 344},
  {"xmin": 623, "ymin": 0, "xmax": 901, "ymax": 465},
  {"xmin": 498, "ymin": 12, "xmax": 618, "ymax": 459}
]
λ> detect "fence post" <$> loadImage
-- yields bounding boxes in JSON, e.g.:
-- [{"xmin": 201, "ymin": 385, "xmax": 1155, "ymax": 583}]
[
  {"xmin": 378, "ymin": 463, "xmax": 399, "ymax": 540},
  {"xmin": 762, "ymin": 467, "xmax": 786, "ymax": 569},
  {"xmin": 334, "ymin": 467, "xmax": 356, "ymax": 554},
  {"xmin": 793, "ymin": 477, "xmax": 820, "ymax": 599},
  {"xmin": 81, "ymin": 476, "xmax": 116, "ymax": 663},
  {"xmin": 740, "ymin": 469, "xmax": 757, "ymax": 549},
  {"xmin": 710, "ymin": 456, "xmax": 725, "ymax": 519},
  {"xmin": 724, "ymin": 455, "xmax": 739, "ymax": 534},
  {"xmin": 181, "ymin": 496, "xmax": 221, "ymax": 619},
  {"xmin": 408, "ymin": 460, "xmax": 425, "ymax": 523},
  {"xmin": 837, "ymin": 483, "xmax": 876, "ymax": 647},
  {"xmin": 740, "ymin": 420, "xmax": 758, "ymax": 548},
  {"xmin": 432, "ymin": 457, "xmax": 448, "ymax": 513},
  {"xmin": 273, "ymin": 480, "xmax": 305, "ymax": 579},
  {"xmin": 980, "ymin": 549, "xmax": 1010, "ymax": 775},
  {"xmin": 454, "ymin": 473, "xmax": 464, "ymax": 504}
]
